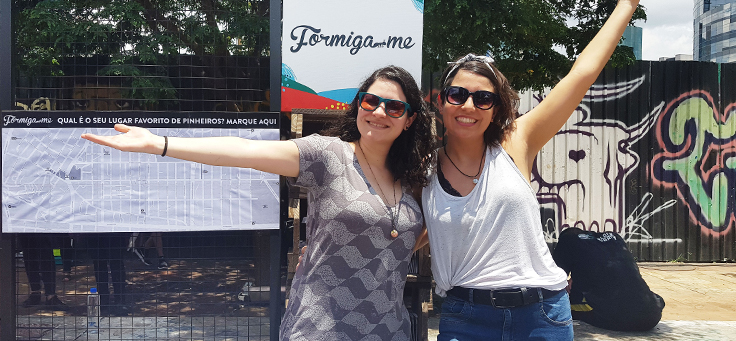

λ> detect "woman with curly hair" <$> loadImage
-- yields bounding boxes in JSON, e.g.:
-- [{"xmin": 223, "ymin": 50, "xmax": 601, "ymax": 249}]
[
  {"xmin": 418, "ymin": 1, "xmax": 642, "ymax": 339},
  {"xmin": 81, "ymin": 65, "xmax": 435, "ymax": 340}
]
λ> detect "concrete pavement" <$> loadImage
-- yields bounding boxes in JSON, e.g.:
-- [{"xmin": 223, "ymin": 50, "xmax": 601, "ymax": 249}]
[
  {"xmin": 638, "ymin": 263, "xmax": 736, "ymax": 321},
  {"xmin": 427, "ymin": 318, "xmax": 736, "ymax": 341}
]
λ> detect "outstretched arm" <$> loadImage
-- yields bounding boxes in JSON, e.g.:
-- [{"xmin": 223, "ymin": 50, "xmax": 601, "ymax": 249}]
[
  {"xmin": 81, "ymin": 124, "xmax": 300, "ymax": 177},
  {"xmin": 510, "ymin": 0, "xmax": 640, "ymax": 165}
]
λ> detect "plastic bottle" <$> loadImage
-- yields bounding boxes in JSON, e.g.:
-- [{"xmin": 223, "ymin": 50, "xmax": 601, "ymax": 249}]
[{"xmin": 87, "ymin": 288, "xmax": 100, "ymax": 331}]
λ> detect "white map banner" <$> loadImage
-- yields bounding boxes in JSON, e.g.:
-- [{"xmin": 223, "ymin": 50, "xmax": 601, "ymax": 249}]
[{"xmin": 2, "ymin": 111, "xmax": 281, "ymax": 233}]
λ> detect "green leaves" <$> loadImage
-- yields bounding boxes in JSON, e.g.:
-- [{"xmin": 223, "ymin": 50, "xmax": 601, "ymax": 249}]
[
  {"xmin": 15, "ymin": 0, "xmax": 269, "ymax": 108},
  {"xmin": 424, "ymin": 0, "xmax": 646, "ymax": 91},
  {"xmin": 16, "ymin": 0, "xmax": 647, "ymax": 100}
]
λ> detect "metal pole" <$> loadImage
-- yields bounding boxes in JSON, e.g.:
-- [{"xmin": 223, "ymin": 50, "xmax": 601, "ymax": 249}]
[
  {"xmin": 269, "ymin": 1, "xmax": 283, "ymax": 339},
  {"xmin": 269, "ymin": 228, "xmax": 282, "ymax": 340},
  {"xmin": 269, "ymin": 0, "xmax": 282, "ymax": 113},
  {"xmin": 0, "ymin": 0, "xmax": 13, "ymax": 110},
  {"xmin": 0, "ymin": 1, "xmax": 16, "ymax": 339},
  {"xmin": 0, "ymin": 234, "xmax": 16, "ymax": 341}
]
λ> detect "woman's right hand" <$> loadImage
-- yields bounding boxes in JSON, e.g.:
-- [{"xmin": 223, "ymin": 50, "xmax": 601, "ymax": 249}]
[{"xmin": 81, "ymin": 124, "xmax": 164, "ymax": 155}]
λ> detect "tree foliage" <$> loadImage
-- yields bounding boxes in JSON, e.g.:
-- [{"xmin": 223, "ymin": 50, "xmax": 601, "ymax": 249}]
[
  {"xmin": 16, "ymin": 0, "xmax": 269, "ymax": 63},
  {"xmin": 15, "ymin": 0, "xmax": 269, "ymax": 105},
  {"xmin": 15, "ymin": 0, "xmax": 646, "ymax": 100},
  {"xmin": 424, "ymin": 0, "xmax": 646, "ymax": 91}
]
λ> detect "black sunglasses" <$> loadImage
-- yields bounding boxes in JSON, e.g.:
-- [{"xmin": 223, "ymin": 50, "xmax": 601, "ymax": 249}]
[
  {"xmin": 442, "ymin": 86, "xmax": 499, "ymax": 110},
  {"xmin": 358, "ymin": 92, "xmax": 412, "ymax": 118}
]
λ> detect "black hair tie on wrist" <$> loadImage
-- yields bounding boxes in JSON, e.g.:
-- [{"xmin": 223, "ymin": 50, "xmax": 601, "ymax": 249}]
[{"xmin": 161, "ymin": 136, "xmax": 168, "ymax": 157}]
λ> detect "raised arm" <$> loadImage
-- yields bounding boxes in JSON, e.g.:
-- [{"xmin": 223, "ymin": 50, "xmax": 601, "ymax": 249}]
[
  {"xmin": 510, "ymin": 0, "xmax": 640, "ymax": 163},
  {"xmin": 81, "ymin": 124, "xmax": 300, "ymax": 177}
]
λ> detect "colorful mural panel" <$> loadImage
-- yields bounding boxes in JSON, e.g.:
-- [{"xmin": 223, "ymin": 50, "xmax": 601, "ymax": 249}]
[
  {"xmin": 650, "ymin": 90, "xmax": 736, "ymax": 237},
  {"xmin": 526, "ymin": 77, "xmax": 679, "ymax": 245}
]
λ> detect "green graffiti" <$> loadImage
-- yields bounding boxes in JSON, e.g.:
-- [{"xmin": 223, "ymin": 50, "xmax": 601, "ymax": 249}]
[{"xmin": 662, "ymin": 97, "xmax": 736, "ymax": 226}]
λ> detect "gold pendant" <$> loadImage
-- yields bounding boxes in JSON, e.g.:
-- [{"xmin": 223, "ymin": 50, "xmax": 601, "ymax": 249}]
[{"xmin": 390, "ymin": 230, "xmax": 399, "ymax": 238}]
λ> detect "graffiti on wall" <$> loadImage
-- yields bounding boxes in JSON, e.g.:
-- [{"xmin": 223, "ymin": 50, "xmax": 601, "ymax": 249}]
[
  {"xmin": 650, "ymin": 90, "xmax": 736, "ymax": 237},
  {"xmin": 528, "ymin": 76, "xmax": 678, "ymax": 242}
]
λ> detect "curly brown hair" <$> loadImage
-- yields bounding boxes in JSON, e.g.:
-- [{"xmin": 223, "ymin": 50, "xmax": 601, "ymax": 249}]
[
  {"xmin": 438, "ymin": 55, "xmax": 520, "ymax": 147},
  {"xmin": 322, "ymin": 65, "xmax": 435, "ymax": 188}
]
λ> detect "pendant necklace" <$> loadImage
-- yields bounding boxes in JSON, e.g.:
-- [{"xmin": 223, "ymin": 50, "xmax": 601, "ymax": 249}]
[
  {"xmin": 444, "ymin": 145, "xmax": 485, "ymax": 184},
  {"xmin": 358, "ymin": 141, "xmax": 400, "ymax": 238}
]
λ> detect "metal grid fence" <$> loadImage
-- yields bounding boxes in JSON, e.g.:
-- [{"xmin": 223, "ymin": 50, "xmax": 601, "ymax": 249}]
[
  {"xmin": 14, "ymin": 231, "xmax": 278, "ymax": 340},
  {"xmin": 6, "ymin": 0, "xmax": 280, "ymax": 340}
]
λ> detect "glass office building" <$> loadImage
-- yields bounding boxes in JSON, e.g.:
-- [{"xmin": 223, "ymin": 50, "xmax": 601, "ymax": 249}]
[
  {"xmin": 622, "ymin": 26, "xmax": 643, "ymax": 60},
  {"xmin": 694, "ymin": 0, "xmax": 736, "ymax": 62}
]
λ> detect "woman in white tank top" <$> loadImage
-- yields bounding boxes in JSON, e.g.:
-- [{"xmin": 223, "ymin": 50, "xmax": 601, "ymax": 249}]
[{"xmin": 417, "ymin": 1, "xmax": 642, "ymax": 340}]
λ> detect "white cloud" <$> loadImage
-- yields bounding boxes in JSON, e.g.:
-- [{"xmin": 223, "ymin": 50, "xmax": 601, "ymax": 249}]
[
  {"xmin": 642, "ymin": 24, "xmax": 694, "ymax": 60},
  {"xmin": 638, "ymin": 0, "xmax": 695, "ymax": 60}
]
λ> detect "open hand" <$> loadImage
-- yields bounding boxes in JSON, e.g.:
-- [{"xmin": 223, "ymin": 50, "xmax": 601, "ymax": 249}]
[
  {"xmin": 620, "ymin": 0, "xmax": 640, "ymax": 8},
  {"xmin": 81, "ymin": 124, "xmax": 164, "ymax": 155}
]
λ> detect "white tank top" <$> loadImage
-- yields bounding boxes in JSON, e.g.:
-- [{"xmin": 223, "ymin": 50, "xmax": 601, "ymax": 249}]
[{"xmin": 422, "ymin": 146, "xmax": 568, "ymax": 297}]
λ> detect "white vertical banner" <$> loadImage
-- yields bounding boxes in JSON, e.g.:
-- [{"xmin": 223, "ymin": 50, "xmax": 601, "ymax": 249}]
[{"xmin": 281, "ymin": 0, "xmax": 424, "ymax": 111}]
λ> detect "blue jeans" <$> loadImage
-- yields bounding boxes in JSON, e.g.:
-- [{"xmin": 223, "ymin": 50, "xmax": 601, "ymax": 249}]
[{"xmin": 438, "ymin": 289, "xmax": 573, "ymax": 341}]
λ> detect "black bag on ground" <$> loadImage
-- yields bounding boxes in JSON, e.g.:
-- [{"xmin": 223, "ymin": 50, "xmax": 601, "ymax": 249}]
[{"xmin": 553, "ymin": 228, "xmax": 665, "ymax": 331}]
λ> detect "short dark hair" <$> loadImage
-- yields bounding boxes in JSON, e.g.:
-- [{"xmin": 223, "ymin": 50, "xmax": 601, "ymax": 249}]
[
  {"xmin": 439, "ymin": 57, "xmax": 519, "ymax": 147},
  {"xmin": 322, "ymin": 65, "xmax": 434, "ymax": 188}
]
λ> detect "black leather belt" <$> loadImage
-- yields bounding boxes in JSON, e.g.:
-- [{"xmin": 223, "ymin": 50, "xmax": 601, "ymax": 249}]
[{"xmin": 447, "ymin": 287, "xmax": 562, "ymax": 308}]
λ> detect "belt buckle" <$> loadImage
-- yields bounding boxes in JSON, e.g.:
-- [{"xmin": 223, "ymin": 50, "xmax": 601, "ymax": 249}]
[{"xmin": 489, "ymin": 291, "xmax": 515, "ymax": 309}]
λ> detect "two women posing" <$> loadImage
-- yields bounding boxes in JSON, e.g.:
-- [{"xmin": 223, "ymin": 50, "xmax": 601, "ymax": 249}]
[{"xmin": 82, "ymin": 1, "xmax": 641, "ymax": 339}]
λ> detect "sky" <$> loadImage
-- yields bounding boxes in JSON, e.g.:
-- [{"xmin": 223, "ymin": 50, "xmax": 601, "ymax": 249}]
[{"xmin": 638, "ymin": 0, "xmax": 695, "ymax": 60}]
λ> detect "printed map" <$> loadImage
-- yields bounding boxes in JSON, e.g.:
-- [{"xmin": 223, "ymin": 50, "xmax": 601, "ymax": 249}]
[{"xmin": 2, "ymin": 126, "xmax": 280, "ymax": 233}]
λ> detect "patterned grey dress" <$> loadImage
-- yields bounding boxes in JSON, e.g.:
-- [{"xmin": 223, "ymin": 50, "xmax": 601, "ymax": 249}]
[{"xmin": 280, "ymin": 135, "xmax": 423, "ymax": 341}]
